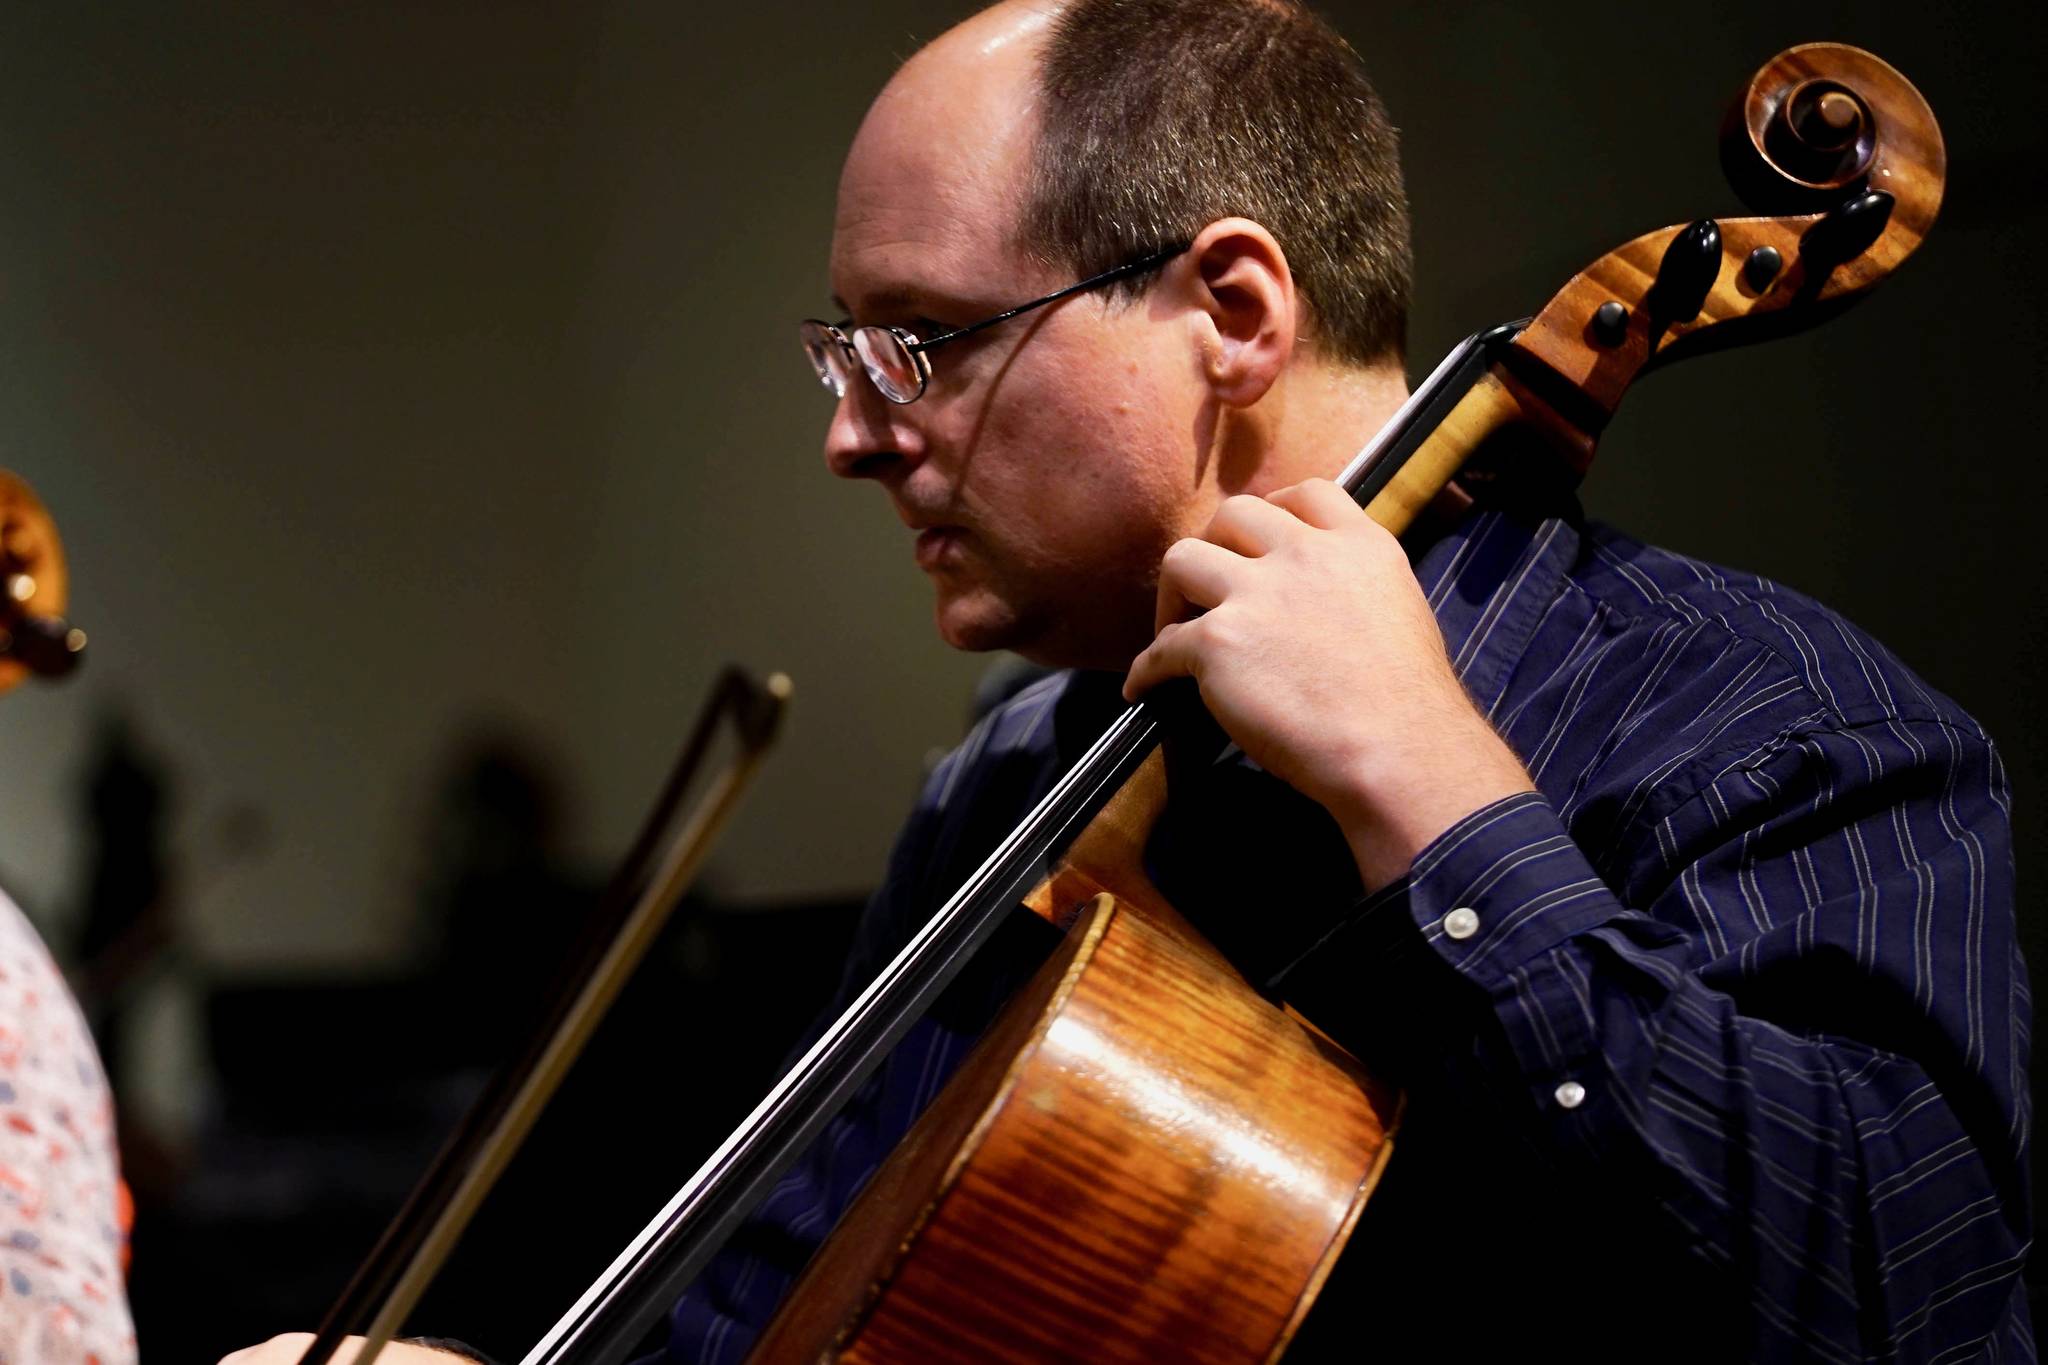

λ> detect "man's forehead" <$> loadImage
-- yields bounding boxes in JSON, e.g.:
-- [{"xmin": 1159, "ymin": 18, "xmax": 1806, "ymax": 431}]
[
  {"xmin": 828, "ymin": 238, "xmax": 1036, "ymax": 321},
  {"xmin": 830, "ymin": 142, "xmax": 1033, "ymax": 313},
  {"xmin": 828, "ymin": 3, "xmax": 1049, "ymax": 310}
]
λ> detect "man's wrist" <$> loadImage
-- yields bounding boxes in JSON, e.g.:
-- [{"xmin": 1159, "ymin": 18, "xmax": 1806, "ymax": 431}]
[{"xmin": 1333, "ymin": 713, "xmax": 1535, "ymax": 892}]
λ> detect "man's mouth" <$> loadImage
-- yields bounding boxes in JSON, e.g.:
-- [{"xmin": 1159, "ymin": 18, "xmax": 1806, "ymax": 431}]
[{"xmin": 914, "ymin": 526, "xmax": 965, "ymax": 571}]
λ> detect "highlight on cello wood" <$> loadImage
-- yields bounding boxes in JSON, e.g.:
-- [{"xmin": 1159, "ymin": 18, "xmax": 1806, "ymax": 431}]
[
  {"xmin": 747, "ymin": 892, "xmax": 1400, "ymax": 1365},
  {"xmin": 1507, "ymin": 42, "xmax": 1946, "ymax": 425}
]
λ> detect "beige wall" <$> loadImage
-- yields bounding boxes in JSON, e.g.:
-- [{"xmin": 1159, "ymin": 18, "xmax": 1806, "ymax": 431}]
[
  {"xmin": 0, "ymin": 0, "xmax": 2040, "ymax": 990},
  {"xmin": 0, "ymin": 2, "xmax": 986, "ymax": 971}
]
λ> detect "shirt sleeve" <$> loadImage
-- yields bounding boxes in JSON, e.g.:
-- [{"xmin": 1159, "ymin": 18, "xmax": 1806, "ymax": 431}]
[{"xmin": 1280, "ymin": 714, "xmax": 2028, "ymax": 1363}]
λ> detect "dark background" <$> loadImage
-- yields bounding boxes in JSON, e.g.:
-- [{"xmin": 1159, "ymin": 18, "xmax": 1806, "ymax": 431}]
[{"xmin": 0, "ymin": 0, "xmax": 2040, "ymax": 1358}]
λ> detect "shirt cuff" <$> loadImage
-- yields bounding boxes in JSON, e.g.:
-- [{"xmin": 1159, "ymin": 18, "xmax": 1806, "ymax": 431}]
[
  {"xmin": 1267, "ymin": 792, "xmax": 1644, "ymax": 1125},
  {"xmin": 1401, "ymin": 790, "xmax": 1624, "ymax": 995}
]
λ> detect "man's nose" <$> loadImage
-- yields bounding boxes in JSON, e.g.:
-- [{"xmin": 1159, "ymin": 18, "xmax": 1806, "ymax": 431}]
[{"xmin": 821, "ymin": 378, "xmax": 919, "ymax": 480}]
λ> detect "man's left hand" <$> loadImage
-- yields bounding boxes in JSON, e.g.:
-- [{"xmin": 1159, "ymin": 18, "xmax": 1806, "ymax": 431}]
[{"xmin": 1124, "ymin": 478, "xmax": 1535, "ymax": 891}]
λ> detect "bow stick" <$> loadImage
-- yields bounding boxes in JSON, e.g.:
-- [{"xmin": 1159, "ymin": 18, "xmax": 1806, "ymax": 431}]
[{"xmin": 300, "ymin": 665, "xmax": 790, "ymax": 1365}]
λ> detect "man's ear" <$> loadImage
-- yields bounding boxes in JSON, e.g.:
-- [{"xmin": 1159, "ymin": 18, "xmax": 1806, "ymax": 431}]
[{"xmin": 1178, "ymin": 217, "xmax": 1298, "ymax": 409}]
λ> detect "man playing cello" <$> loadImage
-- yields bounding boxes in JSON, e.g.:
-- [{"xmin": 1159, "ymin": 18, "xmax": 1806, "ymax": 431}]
[{"xmin": 229, "ymin": 0, "xmax": 2029, "ymax": 1359}]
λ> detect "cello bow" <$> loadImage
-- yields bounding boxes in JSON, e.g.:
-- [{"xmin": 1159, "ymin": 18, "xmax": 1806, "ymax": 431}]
[{"xmin": 300, "ymin": 666, "xmax": 790, "ymax": 1365}]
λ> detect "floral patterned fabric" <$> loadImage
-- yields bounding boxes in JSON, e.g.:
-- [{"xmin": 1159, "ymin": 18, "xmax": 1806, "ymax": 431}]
[{"xmin": 0, "ymin": 888, "xmax": 134, "ymax": 1365}]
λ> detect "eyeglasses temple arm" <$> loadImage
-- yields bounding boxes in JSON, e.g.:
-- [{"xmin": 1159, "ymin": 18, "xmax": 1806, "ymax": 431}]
[{"xmin": 908, "ymin": 244, "xmax": 1189, "ymax": 354}]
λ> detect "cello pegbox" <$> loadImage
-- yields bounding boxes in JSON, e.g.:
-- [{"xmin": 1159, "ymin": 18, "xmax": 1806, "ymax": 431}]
[{"xmin": 1498, "ymin": 42, "xmax": 1945, "ymax": 433}]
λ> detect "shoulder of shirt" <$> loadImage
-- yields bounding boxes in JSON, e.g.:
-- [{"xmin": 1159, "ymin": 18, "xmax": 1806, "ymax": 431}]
[
  {"xmin": 1571, "ymin": 520, "xmax": 1988, "ymax": 742},
  {"xmin": 916, "ymin": 669, "xmax": 1076, "ymax": 821}
]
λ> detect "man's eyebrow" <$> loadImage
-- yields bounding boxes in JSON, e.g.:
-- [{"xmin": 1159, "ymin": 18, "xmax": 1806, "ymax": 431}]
[{"xmin": 829, "ymin": 286, "xmax": 923, "ymax": 320}]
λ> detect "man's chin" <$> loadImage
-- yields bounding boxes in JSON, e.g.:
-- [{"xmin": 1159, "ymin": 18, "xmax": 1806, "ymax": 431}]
[
  {"xmin": 931, "ymin": 590, "xmax": 1028, "ymax": 655},
  {"xmin": 931, "ymin": 589, "xmax": 1133, "ymax": 671}
]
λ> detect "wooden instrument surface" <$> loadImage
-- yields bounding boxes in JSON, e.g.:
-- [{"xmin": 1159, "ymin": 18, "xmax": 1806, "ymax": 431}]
[{"xmin": 749, "ymin": 890, "xmax": 1398, "ymax": 1364}]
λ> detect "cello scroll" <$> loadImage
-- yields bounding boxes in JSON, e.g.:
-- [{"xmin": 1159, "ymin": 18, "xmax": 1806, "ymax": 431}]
[{"xmin": 1505, "ymin": 42, "xmax": 1946, "ymax": 428}]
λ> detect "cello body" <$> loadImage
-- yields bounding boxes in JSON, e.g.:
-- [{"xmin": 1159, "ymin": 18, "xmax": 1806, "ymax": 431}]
[{"xmin": 750, "ymin": 885, "xmax": 1398, "ymax": 1364}]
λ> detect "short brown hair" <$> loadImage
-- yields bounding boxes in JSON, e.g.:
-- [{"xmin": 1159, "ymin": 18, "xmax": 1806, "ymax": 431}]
[{"xmin": 1018, "ymin": 0, "xmax": 1411, "ymax": 367}]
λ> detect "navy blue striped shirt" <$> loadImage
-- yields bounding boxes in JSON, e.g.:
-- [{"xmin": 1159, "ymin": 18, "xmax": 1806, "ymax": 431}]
[{"xmin": 659, "ymin": 503, "xmax": 2030, "ymax": 1363}]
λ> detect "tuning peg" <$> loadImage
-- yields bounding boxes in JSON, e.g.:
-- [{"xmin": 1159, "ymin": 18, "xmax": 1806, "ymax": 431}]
[
  {"xmin": 1650, "ymin": 219, "xmax": 1723, "ymax": 323},
  {"xmin": 1800, "ymin": 189, "xmax": 1896, "ymax": 267}
]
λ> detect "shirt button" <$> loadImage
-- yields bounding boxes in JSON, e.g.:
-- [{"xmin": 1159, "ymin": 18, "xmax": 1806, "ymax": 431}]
[
  {"xmin": 1554, "ymin": 1080, "xmax": 1587, "ymax": 1110},
  {"xmin": 1442, "ymin": 907, "xmax": 1480, "ymax": 940}
]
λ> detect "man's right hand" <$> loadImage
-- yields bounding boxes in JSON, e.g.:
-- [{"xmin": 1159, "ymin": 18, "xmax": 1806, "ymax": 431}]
[{"xmin": 218, "ymin": 1336, "xmax": 468, "ymax": 1365}]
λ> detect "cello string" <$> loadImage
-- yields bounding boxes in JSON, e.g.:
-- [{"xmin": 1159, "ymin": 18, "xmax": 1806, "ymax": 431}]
[
  {"xmin": 1337, "ymin": 329, "xmax": 1497, "ymax": 495},
  {"xmin": 521, "ymin": 703, "xmax": 1162, "ymax": 1362},
  {"xmin": 300, "ymin": 670, "xmax": 789, "ymax": 1365}
]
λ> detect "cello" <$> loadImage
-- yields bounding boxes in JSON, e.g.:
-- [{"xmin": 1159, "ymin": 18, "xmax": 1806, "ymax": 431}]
[{"xmin": 316, "ymin": 39, "xmax": 1951, "ymax": 1365}]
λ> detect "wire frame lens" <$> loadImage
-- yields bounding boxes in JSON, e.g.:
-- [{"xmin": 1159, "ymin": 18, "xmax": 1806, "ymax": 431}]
[
  {"xmin": 852, "ymin": 327, "xmax": 928, "ymax": 403},
  {"xmin": 799, "ymin": 320, "xmax": 849, "ymax": 397}
]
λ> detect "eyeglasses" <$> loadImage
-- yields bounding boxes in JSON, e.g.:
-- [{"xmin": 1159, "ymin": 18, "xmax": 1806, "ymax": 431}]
[{"xmin": 800, "ymin": 244, "xmax": 1187, "ymax": 405}]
